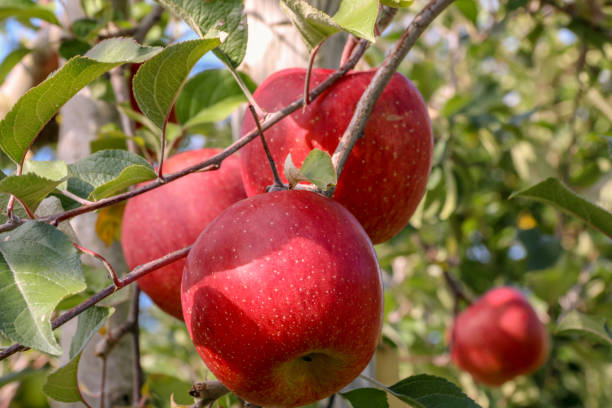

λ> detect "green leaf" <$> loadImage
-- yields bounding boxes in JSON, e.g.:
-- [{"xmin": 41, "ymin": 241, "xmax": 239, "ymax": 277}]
[
  {"xmin": 300, "ymin": 148, "xmax": 337, "ymax": 190},
  {"xmin": 557, "ymin": 311, "xmax": 612, "ymax": 346},
  {"xmin": 43, "ymin": 306, "xmax": 112, "ymax": 404},
  {"xmin": 156, "ymin": 0, "xmax": 247, "ymax": 67},
  {"xmin": 380, "ymin": 0, "xmax": 413, "ymax": 8},
  {"xmin": 43, "ymin": 352, "xmax": 85, "ymax": 403},
  {"xmin": 176, "ymin": 69, "xmax": 256, "ymax": 127},
  {"xmin": 0, "ymin": 173, "xmax": 64, "ymax": 214},
  {"xmin": 0, "ymin": 221, "xmax": 84, "ymax": 355},
  {"xmin": 388, "ymin": 374, "xmax": 480, "ymax": 407},
  {"xmin": 281, "ymin": 0, "xmax": 378, "ymax": 48},
  {"xmin": 280, "ymin": 0, "xmax": 341, "ymax": 49},
  {"xmin": 0, "ymin": 38, "xmax": 161, "ymax": 164},
  {"xmin": 143, "ymin": 373, "xmax": 194, "ymax": 408},
  {"xmin": 455, "ymin": 0, "xmax": 478, "ymax": 26},
  {"xmin": 342, "ymin": 388, "xmax": 389, "ymax": 408},
  {"xmin": 0, "ymin": 0, "xmax": 59, "ymax": 25},
  {"xmin": 23, "ymin": 159, "xmax": 69, "ymax": 186},
  {"xmin": 70, "ymin": 306, "xmax": 113, "ymax": 358},
  {"xmin": 332, "ymin": 0, "xmax": 378, "ymax": 42},
  {"xmin": 0, "ymin": 46, "xmax": 30, "ymax": 84},
  {"xmin": 511, "ymin": 177, "xmax": 612, "ymax": 238},
  {"xmin": 133, "ymin": 38, "xmax": 220, "ymax": 129},
  {"xmin": 67, "ymin": 149, "xmax": 156, "ymax": 200}
]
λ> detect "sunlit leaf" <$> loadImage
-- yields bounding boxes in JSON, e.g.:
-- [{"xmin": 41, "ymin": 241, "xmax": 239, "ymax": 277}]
[
  {"xmin": 0, "ymin": 38, "xmax": 161, "ymax": 164},
  {"xmin": 0, "ymin": 221, "xmax": 84, "ymax": 355},
  {"xmin": 133, "ymin": 39, "xmax": 220, "ymax": 129},
  {"xmin": 511, "ymin": 177, "xmax": 612, "ymax": 238}
]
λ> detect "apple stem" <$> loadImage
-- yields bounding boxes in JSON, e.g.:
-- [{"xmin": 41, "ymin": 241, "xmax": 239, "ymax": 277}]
[
  {"xmin": 0, "ymin": 245, "xmax": 191, "ymax": 361},
  {"xmin": 157, "ymin": 119, "xmax": 169, "ymax": 180},
  {"xmin": 217, "ymin": 49, "xmax": 266, "ymax": 117},
  {"xmin": 339, "ymin": 35, "xmax": 359, "ymax": 68},
  {"xmin": 328, "ymin": 0, "xmax": 456, "ymax": 194},
  {"xmin": 6, "ymin": 163, "xmax": 22, "ymax": 220},
  {"xmin": 248, "ymin": 105, "xmax": 286, "ymax": 190},
  {"xmin": 304, "ymin": 40, "xmax": 325, "ymax": 106},
  {"xmin": 73, "ymin": 242, "xmax": 122, "ymax": 288}
]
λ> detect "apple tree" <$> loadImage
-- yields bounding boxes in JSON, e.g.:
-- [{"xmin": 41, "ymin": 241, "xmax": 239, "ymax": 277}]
[{"xmin": 0, "ymin": 0, "xmax": 611, "ymax": 407}]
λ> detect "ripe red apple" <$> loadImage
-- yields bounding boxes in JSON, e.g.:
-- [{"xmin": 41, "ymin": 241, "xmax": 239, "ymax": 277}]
[
  {"xmin": 182, "ymin": 190, "xmax": 383, "ymax": 407},
  {"xmin": 121, "ymin": 149, "xmax": 246, "ymax": 319},
  {"xmin": 449, "ymin": 287, "xmax": 549, "ymax": 386},
  {"xmin": 240, "ymin": 68, "xmax": 433, "ymax": 244}
]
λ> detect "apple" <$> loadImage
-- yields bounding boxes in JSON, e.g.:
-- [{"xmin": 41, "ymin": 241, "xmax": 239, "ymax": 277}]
[
  {"xmin": 181, "ymin": 190, "xmax": 383, "ymax": 407},
  {"xmin": 240, "ymin": 68, "xmax": 433, "ymax": 244},
  {"xmin": 449, "ymin": 287, "xmax": 549, "ymax": 386},
  {"xmin": 121, "ymin": 149, "xmax": 246, "ymax": 320}
]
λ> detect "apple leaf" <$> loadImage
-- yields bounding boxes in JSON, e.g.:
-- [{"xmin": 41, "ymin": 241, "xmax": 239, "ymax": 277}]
[
  {"xmin": 455, "ymin": 0, "xmax": 479, "ymax": 26},
  {"xmin": 556, "ymin": 311, "xmax": 612, "ymax": 346},
  {"xmin": 280, "ymin": 0, "xmax": 341, "ymax": 49},
  {"xmin": 341, "ymin": 388, "xmax": 389, "ymax": 408},
  {"xmin": 280, "ymin": 0, "xmax": 378, "ymax": 49},
  {"xmin": 0, "ymin": 46, "xmax": 30, "ymax": 84},
  {"xmin": 0, "ymin": 38, "xmax": 161, "ymax": 164},
  {"xmin": 332, "ymin": 0, "xmax": 378, "ymax": 42},
  {"xmin": 156, "ymin": 0, "xmax": 247, "ymax": 67},
  {"xmin": 43, "ymin": 306, "xmax": 112, "ymax": 404},
  {"xmin": 0, "ymin": 174, "xmax": 64, "ymax": 214},
  {"xmin": 284, "ymin": 149, "xmax": 337, "ymax": 190},
  {"xmin": 0, "ymin": 221, "xmax": 85, "ymax": 355},
  {"xmin": 67, "ymin": 149, "xmax": 156, "ymax": 201},
  {"xmin": 43, "ymin": 353, "xmax": 85, "ymax": 403},
  {"xmin": 133, "ymin": 38, "xmax": 220, "ymax": 129},
  {"xmin": 388, "ymin": 374, "xmax": 480, "ymax": 408},
  {"xmin": 380, "ymin": 0, "xmax": 414, "ymax": 8},
  {"xmin": 142, "ymin": 373, "xmax": 194, "ymax": 408},
  {"xmin": 0, "ymin": 0, "xmax": 59, "ymax": 25},
  {"xmin": 284, "ymin": 153, "xmax": 309, "ymax": 187},
  {"xmin": 176, "ymin": 69, "xmax": 256, "ymax": 128},
  {"xmin": 300, "ymin": 149, "xmax": 338, "ymax": 189},
  {"xmin": 511, "ymin": 177, "xmax": 612, "ymax": 238}
]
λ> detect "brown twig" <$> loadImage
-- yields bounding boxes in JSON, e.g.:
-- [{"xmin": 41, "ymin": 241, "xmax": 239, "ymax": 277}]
[
  {"xmin": 443, "ymin": 270, "xmax": 472, "ymax": 315},
  {"xmin": 304, "ymin": 40, "xmax": 325, "ymax": 106},
  {"xmin": 328, "ymin": 0, "xmax": 456, "ymax": 195},
  {"xmin": 248, "ymin": 105, "xmax": 285, "ymax": 190},
  {"xmin": 100, "ymin": 353, "xmax": 107, "ymax": 408},
  {"xmin": 0, "ymin": 245, "xmax": 191, "ymax": 361},
  {"xmin": 133, "ymin": 5, "xmax": 164, "ymax": 43},
  {"xmin": 0, "ymin": 39, "xmax": 370, "ymax": 235},
  {"xmin": 189, "ymin": 381, "xmax": 230, "ymax": 406},
  {"xmin": 74, "ymin": 243, "xmax": 122, "ymax": 288},
  {"xmin": 130, "ymin": 286, "xmax": 143, "ymax": 408}
]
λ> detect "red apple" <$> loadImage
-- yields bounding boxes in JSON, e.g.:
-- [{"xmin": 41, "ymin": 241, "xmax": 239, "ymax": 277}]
[
  {"xmin": 240, "ymin": 68, "xmax": 433, "ymax": 244},
  {"xmin": 121, "ymin": 149, "xmax": 246, "ymax": 319},
  {"xmin": 182, "ymin": 190, "xmax": 383, "ymax": 407},
  {"xmin": 450, "ymin": 287, "xmax": 549, "ymax": 386}
]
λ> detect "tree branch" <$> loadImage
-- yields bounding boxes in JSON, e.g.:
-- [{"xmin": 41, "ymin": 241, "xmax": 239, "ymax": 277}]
[
  {"xmin": 248, "ymin": 105, "xmax": 285, "ymax": 190},
  {"xmin": 328, "ymin": 0, "xmax": 456, "ymax": 194},
  {"xmin": 0, "ymin": 39, "xmax": 370, "ymax": 235},
  {"xmin": 0, "ymin": 246, "xmax": 191, "ymax": 361},
  {"xmin": 189, "ymin": 381, "xmax": 230, "ymax": 407}
]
